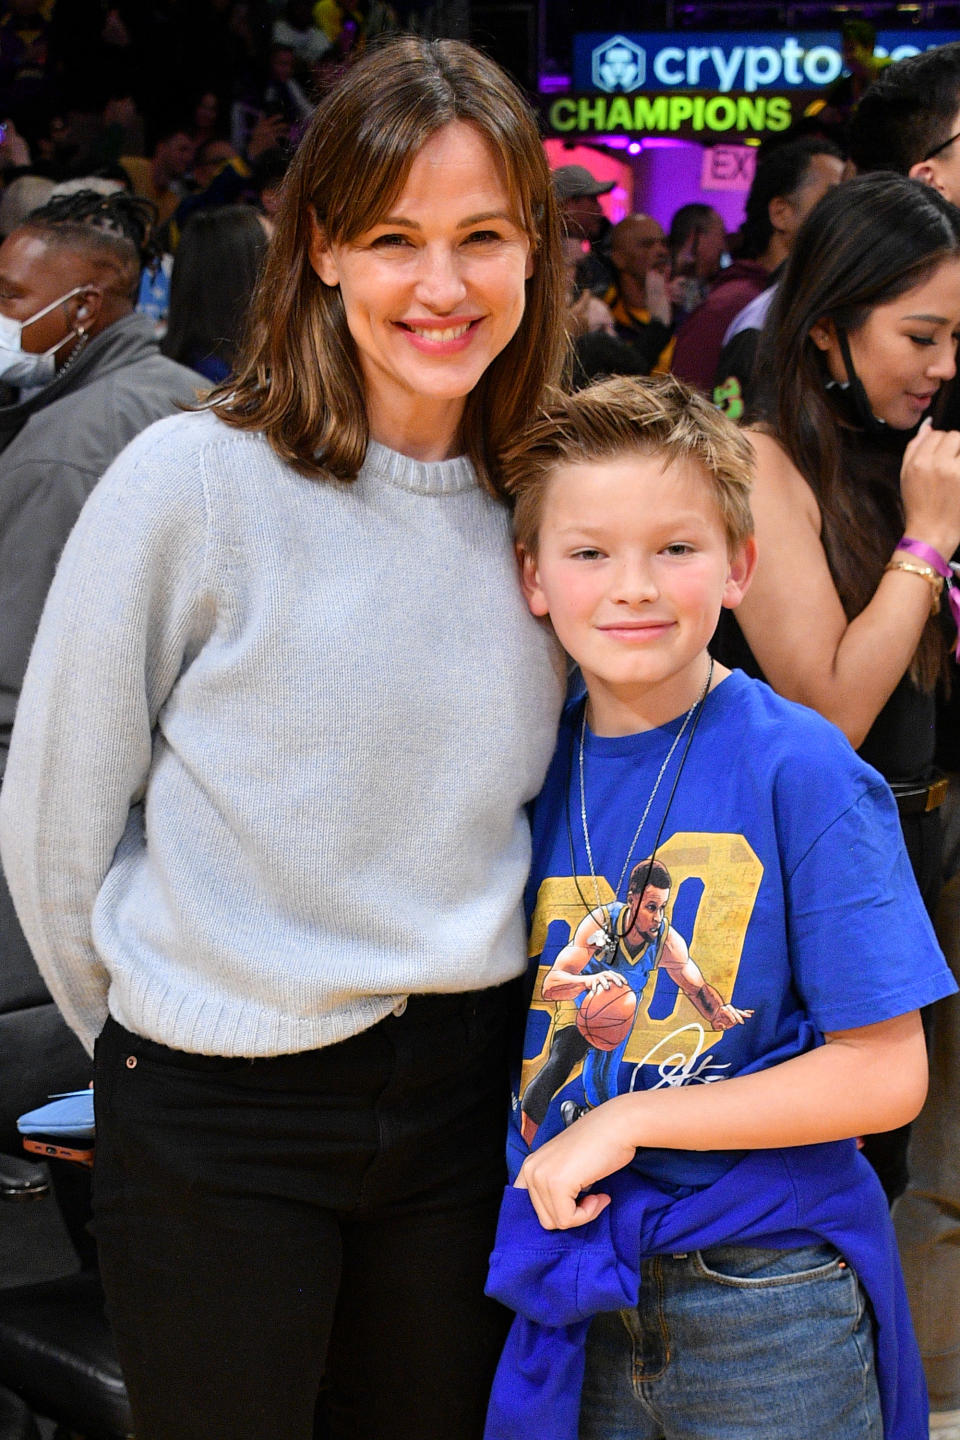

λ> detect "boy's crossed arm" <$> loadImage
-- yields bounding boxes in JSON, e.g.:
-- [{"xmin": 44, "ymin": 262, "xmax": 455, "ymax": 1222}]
[{"xmin": 515, "ymin": 1009, "xmax": 927, "ymax": 1231}]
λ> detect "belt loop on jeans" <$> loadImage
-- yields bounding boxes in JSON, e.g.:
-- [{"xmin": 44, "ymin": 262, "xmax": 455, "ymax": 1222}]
[{"xmin": 888, "ymin": 775, "xmax": 949, "ymax": 816}]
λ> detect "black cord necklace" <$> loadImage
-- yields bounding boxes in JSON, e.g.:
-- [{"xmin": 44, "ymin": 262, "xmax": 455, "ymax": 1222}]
[{"xmin": 565, "ymin": 658, "xmax": 715, "ymax": 944}]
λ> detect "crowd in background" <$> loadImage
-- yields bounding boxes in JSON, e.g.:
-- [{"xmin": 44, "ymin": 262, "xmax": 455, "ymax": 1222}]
[
  {"xmin": 0, "ymin": 0, "xmax": 421, "ymax": 377},
  {"xmin": 0, "ymin": 5, "xmax": 901, "ymax": 398}
]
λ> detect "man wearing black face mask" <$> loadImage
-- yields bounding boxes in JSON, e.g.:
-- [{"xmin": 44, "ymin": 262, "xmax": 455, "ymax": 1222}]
[{"xmin": 0, "ymin": 190, "xmax": 196, "ymax": 1124}]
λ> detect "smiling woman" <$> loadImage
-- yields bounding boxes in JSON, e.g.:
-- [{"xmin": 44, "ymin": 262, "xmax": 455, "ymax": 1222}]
[
  {"xmin": 215, "ymin": 37, "xmax": 563, "ymax": 487},
  {"xmin": 0, "ymin": 35, "xmax": 567, "ymax": 1440},
  {"xmin": 811, "ymin": 261, "xmax": 960, "ymax": 430},
  {"xmin": 712, "ymin": 173, "xmax": 960, "ymax": 1200},
  {"xmin": 719, "ymin": 174, "xmax": 960, "ymax": 772},
  {"xmin": 305, "ymin": 121, "xmax": 534, "ymax": 457}
]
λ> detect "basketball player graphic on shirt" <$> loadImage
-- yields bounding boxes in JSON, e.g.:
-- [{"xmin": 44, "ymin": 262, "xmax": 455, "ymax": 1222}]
[{"xmin": 519, "ymin": 858, "xmax": 752, "ymax": 1145}]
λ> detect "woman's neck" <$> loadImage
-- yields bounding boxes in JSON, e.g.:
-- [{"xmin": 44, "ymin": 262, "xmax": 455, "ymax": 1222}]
[{"xmin": 366, "ymin": 389, "xmax": 466, "ymax": 462}]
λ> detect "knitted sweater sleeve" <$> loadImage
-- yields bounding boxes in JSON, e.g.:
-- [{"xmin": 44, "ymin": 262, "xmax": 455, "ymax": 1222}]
[{"xmin": 0, "ymin": 414, "xmax": 213, "ymax": 1054}]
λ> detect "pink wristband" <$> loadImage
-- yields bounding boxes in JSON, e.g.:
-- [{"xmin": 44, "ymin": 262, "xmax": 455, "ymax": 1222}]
[
  {"xmin": 898, "ymin": 536, "xmax": 960, "ymax": 658},
  {"xmin": 898, "ymin": 537, "xmax": 952, "ymax": 579}
]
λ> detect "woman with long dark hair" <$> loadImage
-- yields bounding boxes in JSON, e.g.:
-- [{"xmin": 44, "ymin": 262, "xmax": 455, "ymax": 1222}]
[
  {"xmin": 714, "ymin": 172, "xmax": 960, "ymax": 1198},
  {"xmin": 161, "ymin": 204, "xmax": 268, "ymax": 382},
  {"xmin": 0, "ymin": 37, "xmax": 566, "ymax": 1440}
]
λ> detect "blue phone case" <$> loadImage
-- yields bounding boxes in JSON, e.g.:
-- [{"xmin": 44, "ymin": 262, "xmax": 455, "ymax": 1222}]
[{"xmin": 17, "ymin": 1090, "xmax": 95, "ymax": 1141}]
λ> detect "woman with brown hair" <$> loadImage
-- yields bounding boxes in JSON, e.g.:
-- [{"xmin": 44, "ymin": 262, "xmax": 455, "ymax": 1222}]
[
  {"xmin": 161, "ymin": 203, "xmax": 269, "ymax": 383},
  {"xmin": 0, "ymin": 36, "xmax": 566, "ymax": 1440},
  {"xmin": 713, "ymin": 172, "xmax": 960, "ymax": 1200}
]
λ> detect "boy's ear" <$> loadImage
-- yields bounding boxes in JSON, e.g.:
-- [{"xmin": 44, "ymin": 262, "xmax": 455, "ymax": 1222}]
[
  {"xmin": 517, "ymin": 543, "xmax": 549, "ymax": 618},
  {"xmin": 307, "ymin": 207, "xmax": 339, "ymax": 286},
  {"xmin": 722, "ymin": 535, "xmax": 758, "ymax": 610}
]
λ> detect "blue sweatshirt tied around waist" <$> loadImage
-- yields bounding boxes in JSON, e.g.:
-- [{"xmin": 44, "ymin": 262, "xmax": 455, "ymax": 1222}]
[{"xmin": 484, "ymin": 1139, "xmax": 925, "ymax": 1440}]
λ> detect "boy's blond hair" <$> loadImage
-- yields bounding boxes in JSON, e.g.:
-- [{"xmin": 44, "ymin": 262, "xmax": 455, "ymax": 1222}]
[{"xmin": 503, "ymin": 374, "xmax": 755, "ymax": 554}]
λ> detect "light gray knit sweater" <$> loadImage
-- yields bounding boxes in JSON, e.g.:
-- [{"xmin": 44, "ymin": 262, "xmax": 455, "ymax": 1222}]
[{"xmin": 0, "ymin": 409, "xmax": 565, "ymax": 1057}]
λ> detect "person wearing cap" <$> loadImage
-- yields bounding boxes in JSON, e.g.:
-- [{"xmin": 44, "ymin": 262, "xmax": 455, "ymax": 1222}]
[{"xmin": 551, "ymin": 163, "xmax": 616, "ymax": 297}]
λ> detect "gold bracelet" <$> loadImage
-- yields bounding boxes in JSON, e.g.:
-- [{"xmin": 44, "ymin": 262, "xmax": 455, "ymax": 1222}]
[{"xmin": 884, "ymin": 557, "xmax": 943, "ymax": 614}]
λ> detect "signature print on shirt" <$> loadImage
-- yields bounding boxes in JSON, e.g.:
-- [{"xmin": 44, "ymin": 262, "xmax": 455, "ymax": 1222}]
[{"xmin": 518, "ymin": 833, "xmax": 758, "ymax": 1147}]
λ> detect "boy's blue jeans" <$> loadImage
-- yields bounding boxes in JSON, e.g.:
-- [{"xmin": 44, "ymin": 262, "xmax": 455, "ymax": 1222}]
[{"xmin": 579, "ymin": 1242, "xmax": 882, "ymax": 1440}]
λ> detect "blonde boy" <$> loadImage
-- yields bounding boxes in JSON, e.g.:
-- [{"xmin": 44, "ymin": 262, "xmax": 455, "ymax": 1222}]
[{"xmin": 484, "ymin": 375, "xmax": 953, "ymax": 1440}]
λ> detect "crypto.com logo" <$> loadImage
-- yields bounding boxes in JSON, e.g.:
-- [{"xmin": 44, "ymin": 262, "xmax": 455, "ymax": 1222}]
[{"xmin": 592, "ymin": 35, "xmax": 646, "ymax": 93}]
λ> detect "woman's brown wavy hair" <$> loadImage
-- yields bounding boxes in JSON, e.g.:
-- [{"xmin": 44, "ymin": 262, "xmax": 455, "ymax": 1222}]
[
  {"xmin": 754, "ymin": 173, "xmax": 960, "ymax": 689},
  {"xmin": 211, "ymin": 35, "xmax": 566, "ymax": 495}
]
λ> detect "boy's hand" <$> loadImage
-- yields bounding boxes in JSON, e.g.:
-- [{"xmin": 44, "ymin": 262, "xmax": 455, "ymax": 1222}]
[{"xmin": 514, "ymin": 1098, "xmax": 636, "ymax": 1230}]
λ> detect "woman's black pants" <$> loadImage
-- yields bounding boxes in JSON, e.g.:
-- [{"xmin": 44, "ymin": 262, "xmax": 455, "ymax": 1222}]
[{"xmin": 92, "ymin": 985, "xmax": 518, "ymax": 1440}]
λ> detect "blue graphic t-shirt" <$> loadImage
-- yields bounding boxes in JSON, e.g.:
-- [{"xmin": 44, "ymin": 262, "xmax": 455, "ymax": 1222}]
[{"xmin": 508, "ymin": 669, "xmax": 955, "ymax": 1188}]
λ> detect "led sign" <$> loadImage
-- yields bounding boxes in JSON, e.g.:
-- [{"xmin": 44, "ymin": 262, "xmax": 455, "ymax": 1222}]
[
  {"xmin": 548, "ymin": 92, "xmax": 793, "ymax": 138},
  {"xmin": 574, "ymin": 30, "xmax": 958, "ymax": 94}
]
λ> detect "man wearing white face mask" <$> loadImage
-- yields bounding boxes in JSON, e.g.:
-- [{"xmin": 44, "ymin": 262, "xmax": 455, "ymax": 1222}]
[
  {"xmin": 0, "ymin": 189, "xmax": 197, "ymax": 774},
  {"xmin": 0, "ymin": 280, "xmax": 99, "ymax": 390},
  {"xmin": 0, "ymin": 189, "xmax": 197, "ymax": 1125}
]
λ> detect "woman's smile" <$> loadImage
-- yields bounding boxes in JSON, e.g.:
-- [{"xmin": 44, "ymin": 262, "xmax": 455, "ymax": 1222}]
[{"xmin": 397, "ymin": 315, "xmax": 485, "ymax": 352}]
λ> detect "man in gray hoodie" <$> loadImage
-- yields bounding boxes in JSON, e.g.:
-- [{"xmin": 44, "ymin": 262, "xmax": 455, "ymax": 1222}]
[{"xmin": 0, "ymin": 189, "xmax": 197, "ymax": 1134}]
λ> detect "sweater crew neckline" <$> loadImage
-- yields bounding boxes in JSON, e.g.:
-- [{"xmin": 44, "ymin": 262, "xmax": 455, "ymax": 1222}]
[{"xmin": 362, "ymin": 439, "xmax": 478, "ymax": 496}]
